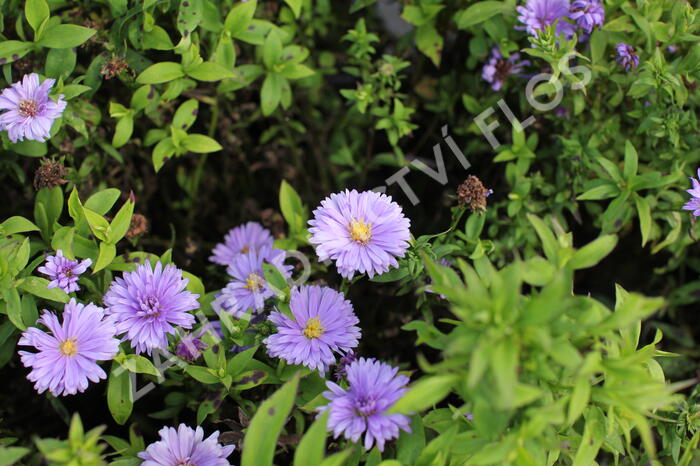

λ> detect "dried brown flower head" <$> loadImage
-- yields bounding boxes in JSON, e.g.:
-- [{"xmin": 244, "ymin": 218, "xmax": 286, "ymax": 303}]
[
  {"xmin": 457, "ymin": 175, "xmax": 492, "ymax": 212},
  {"xmin": 100, "ymin": 56, "xmax": 128, "ymax": 80},
  {"xmin": 125, "ymin": 213, "xmax": 148, "ymax": 239},
  {"xmin": 34, "ymin": 159, "xmax": 68, "ymax": 191}
]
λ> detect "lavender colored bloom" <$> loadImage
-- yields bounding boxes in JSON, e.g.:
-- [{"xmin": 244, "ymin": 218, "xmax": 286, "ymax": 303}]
[
  {"xmin": 309, "ymin": 190, "xmax": 411, "ymax": 279},
  {"xmin": 104, "ymin": 262, "xmax": 199, "ymax": 355},
  {"xmin": 516, "ymin": 0, "xmax": 576, "ymax": 38},
  {"xmin": 569, "ymin": 0, "xmax": 604, "ymax": 34},
  {"xmin": 210, "ymin": 221, "xmax": 274, "ymax": 266},
  {"xmin": 683, "ymin": 168, "xmax": 700, "ymax": 216},
  {"xmin": 0, "ymin": 73, "xmax": 66, "ymax": 143},
  {"xmin": 481, "ymin": 47, "xmax": 530, "ymax": 91},
  {"xmin": 319, "ymin": 358, "xmax": 411, "ymax": 451},
  {"xmin": 138, "ymin": 424, "xmax": 234, "ymax": 466},
  {"xmin": 18, "ymin": 299, "xmax": 119, "ymax": 396},
  {"xmin": 335, "ymin": 350, "xmax": 357, "ymax": 381},
  {"xmin": 37, "ymin": 250, "xmax": 91, "ymax": 294},
  {"xmin": 212, "ymin": 245, "xmax": 292, "ymax": 318},
  {"xmin": 264, "ymin": 286, "xmax": 361, "ymax": 374},
  {"xmin": 176, "ymin": 332, "xmax": 207, "ymax": 361},
  {"xmin": 616, "ymin": 43, "xmax": 640, "ymax": 70}
]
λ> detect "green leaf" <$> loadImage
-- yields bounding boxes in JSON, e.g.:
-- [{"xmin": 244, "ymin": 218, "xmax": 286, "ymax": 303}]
[
  {"xmin": 0, "ymin": 446, "xmax": 30, "ymax": 466},
  {"xmin": 186, "ymin": 61, "xmax": 235, "ymax": 81},
  {"xmin": 107, "ymin": 362, "xmax": 133, "ymax": 425},
  {"xmin": 136, "ymin": 62, "xmax": 185, "ymax": 84},
  {"xmin": 491, "ymin": 338, "xmax": 518, "ymax": 409},
  {"xmin": 293, "ymin": 411, "xmax": 328, "ymax": 466},
  {"xmin": 263, "ymin": 263, "xmax": 288, "ymax": 297},
  {"xmin": 0, "ymin": 216, "xmax": 39, "ymax": 235},
  {"xmin": 11, "ymin": 139, "xmax": 47, "ymax": 157},
  {"xmin": 526, "ymin": 214, "xmax": 559, "ymax": 264},
  {"xmin": 242, "ymin": 373, "xmax": 300, "ymax": 466},
  {"xmin": 115, "ymin": 353, "xmax": 160, "ymax": 377},
  {"xmin": 3, "ymin": 287, "xmax": 25, "ymax": 330},
  {"xmin": 456, "ymin": 1, "xmax": 508, "ymax": 29},
  {"xmin": 26, "ymin": 0, "xmax": 49, "ymax": 36},
  {"xmin": 16, "ymin": 277, "xmax": 69, "ymax": 303},
  {"xmin": 389, "ymin": 374, "xmax": 457, "ymax": 414},
  {"xmin": 279, "ymin": 180, "xmax": 306, "ymax": 234},
  {"xmin": 37, "ymin": 24, "xmax": 96, "ymax": 48},
  {"xmin": 263, "ymin": 29, "xmax": 283, "ymax": 68},
  {"xmin": 0, "ymin": 41, "xmax": 33, "ymax": 64},
  {"xmin": 280, "ymin": 63, "xmax": 314, "ymax": 80},
  {"xmin": 415, "ymin": 24, "xmax": 442, "ymax": 67},
  {"xmin": 183, "ymin": 134, "xmax": 223, "ymax": 153},
  {"xmin": 82, "ymin": 207, "xmax": 111, "ymax": 242},
  {"xmin": 110, "ymin": 193, "xmax": 135, "ymax": 244},
  {"xmin": 284, "ymin": 0, "xmax": 302, "ymax": 18},
  {"xmin": 152, "ymin": 138, "xmax": 176, "ymax": 172},
  {"xmin": 85, "ymin": 189, "xmax": 121, "ymax": 215},
  {"xmin": 93, "ymin": 242, "xmax": 116, "ymax": 273},
  {"xmin": 261, "ymin": 73, "xmax": 284, "ymax": 115},
  {"xmin": 185, "ymin": 365, "xmax": 220, "ymax": 384},
  {"xmin": 224, "ymin": 0, "xmax": 257, "ymax": 37},
  {"xmin": 635, "ymin": 195, "xmax": 652, "ymax": 247},
  {"xmin": 567, "ymin": 235, "xmax": 617, "ymax": 270},
  {"xmin": 567, "ymin": 377, "xmax": 591, "ymax": 424},
  {"xmin": 172, "ymin": 99, "xmax": 199, "ymax": 130},
  {"xmin": 623, "ymin": 140, "xmax": 638, "ymax": 180},
  {"xmin": 113, "ymin": 115, "xmax": 134, "ymax": 148}
]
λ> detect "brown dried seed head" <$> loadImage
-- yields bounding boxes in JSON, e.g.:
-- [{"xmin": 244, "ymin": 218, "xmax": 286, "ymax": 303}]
[
  {"xmin": 100, "ymin": 56, "xmax": 129, "ymax": 80},
  {"xmin": 125, "ymin": 213, "xmax": 148, "ymax": 239},
  {"xmin": 34, "ymin": 159, "xmax": 68, "ymax": 191},
  {"xmin": 457, "ymin": 175, "xmax": 492, "ymax": 212}
]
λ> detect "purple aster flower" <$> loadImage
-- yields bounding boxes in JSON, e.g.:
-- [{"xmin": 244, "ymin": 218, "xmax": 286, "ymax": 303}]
[
  {"xmin": 683, "ymin": 168, "xmax": 700, "ymax": 216},
  {"xmin": 481, "ymin": 47, "xmax": 530, "ymax": 91},
  {"xmin": 18, "ymin": 299, "xmax": 119, "ymax": 396},
  {"xmin": 176, "ymin": 331, "xmax": 207, "ymax": 361},
  {"xmin": 212, "ymin": 244, "xmax": 292, "ymax": 318},
  {"xmin": 516, "ymin": 0, "xmax": 576, "ymax": 38},
  {"xmin": 210, "ymin": 221, "xmax": 274, "ymax": 266},
  {"xmin": 104, "ymin": 261, "xmax": 200, "ymax": 355},
  {"xmin": 37, "ymin": 250, "xmax": 92, "ymax": 294},
  {"xmin": 335, "ymin": 350, "xmax": 357, "ymax": 381},
  {"xmin": 569, "ymin": 0, "xmax": 604, "ymax": 34},
  {"xmin": 616, "ymin": 43, "xmax": 640, "ymax": 70},
  {"xmin": 264, "ymin": 286, "xmax": 361, "ymax": 374},
  {"xmin": 308, "ymin": 190, "xmax": 411, "ymax": 279},
  {"xmin": 138, "ymin": 424, "xmax": 234, "ymax": 466},
  {"xmin": 319, "ymin": 357, "xmax": 411, "ymax": 452},
  {"xmin": 0, "ymin": 73, "xmax": 66, "ymax": 143}
]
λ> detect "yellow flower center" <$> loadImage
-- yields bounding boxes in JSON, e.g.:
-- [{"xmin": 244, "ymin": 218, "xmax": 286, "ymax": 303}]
[
  {"xmin": 303, "ymin": 317, "xmax": 324, "ymax": 339},
  {"xmin": 59, "ymin": 338, "xmax": 78, "ymax": 356},
  {"xmin": 243, "ymin": 273, "xmax": 264, "ymax": 291},
  {"xmin": 240, "ymin": 245, "xmax": 250, "ymax": 254},
  {"xmin": 349, "ymin": 218, "xmax": 372, "ymax": 245}
]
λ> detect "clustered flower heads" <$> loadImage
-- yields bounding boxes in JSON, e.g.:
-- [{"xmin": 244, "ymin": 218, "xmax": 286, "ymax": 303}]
[
  {"xmin": 264, "ymin": 285, "xmax": 361, "ymax": 374},
  {"xmin": 212, "ymin": 244, "xmax": 292, "ymax": 318},
  {"xmin": 210, "ymin": 221, "xmax": 274, "ymax": 266},
  {"xmin": 319, "ymin": 357, "xmax": 411, "ymax": 451},
  {"xmin": 0, "ymin": 73, "xmax": 66, "ymax": 143},
  {"xmin": 481, "ymin": 47, "xmax": 530, "ymax": 91},
  {"xmin": 515, "ymin": 0, "xmax": 605, "ymax": 38},
  {"xmin": 18, "ymin": 299, "xmax": 119, "ymax": 396},
  {"xmin": 616, "ymin": 42, "xmax": 640, "ymax": 70},
  {"xmin": 38, "ymin": 249, "xmax": 92, "ymax": 294},
  {"xmin": 104, "ymin": 261, "xmax": 200, "ymax": 355},
  {"xmin": 308, "ymin": 189, "xmax": 411, "ymax": 279},
  {"xmin": 138, "ymin": 424, "xmax": 234, "ymax": 466}
]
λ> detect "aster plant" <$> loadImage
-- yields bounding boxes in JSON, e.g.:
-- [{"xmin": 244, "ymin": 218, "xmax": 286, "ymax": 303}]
[
  {"xmin": 319, "ymin": 357, "xmax": 411, "ymax": 452},
  {"xmin": 210, "ymin": 221, "xmax": 274, "ymax": 266},
  {"xmin": 103, "ymin": 261, "xmax": 200, "ymax": 355},
  {"xmin": 18, "ymin": 299, "xmax": 119, "ymax": 396},
  {"xmin": 308, "ymin": 189, "xmax": 411, "ymax": 279},
  {"xmin": 0, "ymin": 73, "xmax": 66, "ymax": 143},
  {"xmin": 569, "ymin": 0, "xmax": 605, "ymax": 34},
  {"xmin": 264, "ymin": 285, "xmax": 361, "ymax": 374},
  {"xmin": 138, "ymin": 424, "xmax": 234, "ymax": 466},
  {"xmin": 212, "ymin": 244, "xmax": 292, "ymax": 318},
  {"xmin": 37, "ymin": 249, "xmax": 92, "ymax": 294}
]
